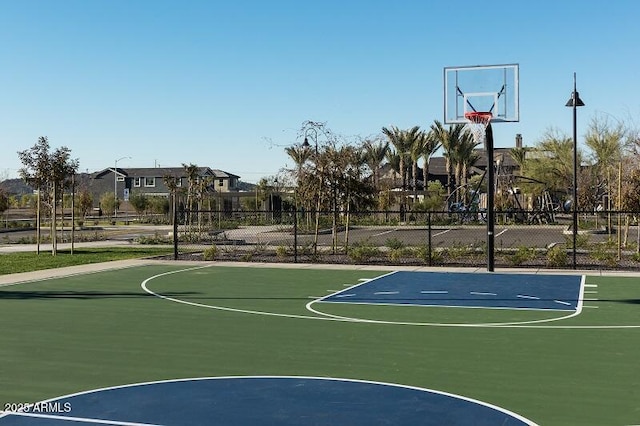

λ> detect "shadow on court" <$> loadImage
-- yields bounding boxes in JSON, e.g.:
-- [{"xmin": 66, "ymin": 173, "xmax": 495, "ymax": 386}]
[{"xmin": 0, "ymin": 290, "xmax": 200, "ymax": 300}]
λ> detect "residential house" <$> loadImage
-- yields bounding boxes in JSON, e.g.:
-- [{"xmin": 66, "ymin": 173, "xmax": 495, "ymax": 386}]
[{"xmin": 90, "ymin": 166, "xmax": 242, "ymax": 214}]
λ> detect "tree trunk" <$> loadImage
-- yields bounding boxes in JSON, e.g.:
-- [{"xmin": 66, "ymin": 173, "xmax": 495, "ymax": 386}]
[{"xmin": 51, "ymin": 185, "xmax": 57, "ymax": 256}]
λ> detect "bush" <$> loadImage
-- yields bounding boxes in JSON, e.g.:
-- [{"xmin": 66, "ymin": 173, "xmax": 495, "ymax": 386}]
[
  {"xmin": 507, "ymin": 246, "xmax": 537, "ymax": 266},
  {"xmin": 590, "ymin": 244, "xmax": 618, "ymax": 267},
  {"xmin": 276, "ymin": 245, "xmax": 289, "ymax": 259},
  {"xmin": 385, "ymin": 237, "xmax": 405, "ymax": 250},
  {"xmin": 348, "ymin": 240, "xmax": 380, "ymax": 264},
  {"xmin": 546, "ymin": 245, "xmax": 567, "ymax": 268},
  {"xmin": 203, "ymin": 245, "xmax": 218, "ymax": 261}
]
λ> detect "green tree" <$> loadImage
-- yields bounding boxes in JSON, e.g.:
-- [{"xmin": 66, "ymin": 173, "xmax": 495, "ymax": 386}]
[
  {"xmin": 430, "ymin": 121, "xmax": 467, "ymax": 199},
  {"xmin": 0, "ymin": 187, "xmax": 8, "ymax": 214},
  {"xmin": 100, "ymin": 192, "xmax": 117, "ymax": 218},
  {"xmin": 419, "ymin": 130, "xmax": 441, "ymax": 189},
  {"xmin": 18, "ymin": 137, "xmax": 78, "ymax": 255},
  {"xmin": 527, "ymin": 128, "xmax": 576, "ymax": 200},
  {"xmin": 129, "ymin": 191, "xmax": 149, "ymax": 217},
  {"xmin": 76, "ymin": 187, "xmax": 94, "ymax": 218},
  {"xmin": 362, "ymin": 137, "xmax": 389, "ymax": 192}
]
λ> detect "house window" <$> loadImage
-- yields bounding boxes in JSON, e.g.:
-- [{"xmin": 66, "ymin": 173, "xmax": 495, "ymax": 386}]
[
  {"xmin": 218, "ymin": 179, "xmax": 224, "ymax": 187},
  {"xmin": 116, "ymin": 176, "xmax": 125, "ymax": 182},
  {"xmin": 144, "ymin": 177, "xmax": 156, "ymax": 187},
  {"xmin": 176, "ymin": 178, "xmax": 182, "ymax": 187},
  {"xmin": 134, "ymin": 178, "xmax": 141, "ymax": 187}
]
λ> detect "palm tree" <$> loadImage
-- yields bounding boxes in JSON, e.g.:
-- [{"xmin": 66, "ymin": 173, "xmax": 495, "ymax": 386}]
[
  {"xmin": 182, "ymin": 163, "xmax": 200, "ymax": 229},
  {"xmin": 420, "ymin": 130, "xmax": 441, "ymax": 190},
  {"xmin": 362, "ymin": 138, "xmax": 389, "ymax": 192},
  {"xmin": 510, "ymin": 147, "xmax": 529, "ymax": 176},
  {"xmin": 382, "ymin": 126, "xmax": 418, "ymax": 191},
  {"xmin": 285, "ymin": 144, "xmax": 312, "ymax": 210},
  {"xmin": 457, "ymin": 136, "xmax": 480, "ymax": 189},
  {"xmin": 430, "ymin": 121, "xmax": 467, "ymax": 199}
]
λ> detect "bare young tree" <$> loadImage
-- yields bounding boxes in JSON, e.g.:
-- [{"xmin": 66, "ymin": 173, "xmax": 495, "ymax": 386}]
[{"xmin": 18, "ymin": 137, "xmax": 78, "ymax": 255}]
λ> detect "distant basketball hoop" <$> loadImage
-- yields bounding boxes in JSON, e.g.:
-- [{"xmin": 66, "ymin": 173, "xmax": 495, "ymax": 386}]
[{"xmin": 464, "ymin": 111, "xmax": 493, "ymax": 145}]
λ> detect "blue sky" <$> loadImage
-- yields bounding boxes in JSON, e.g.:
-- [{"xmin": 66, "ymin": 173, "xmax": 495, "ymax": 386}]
[{"xmin": 1, "ymin": 0, "xmax": 638, "ymax": 183}]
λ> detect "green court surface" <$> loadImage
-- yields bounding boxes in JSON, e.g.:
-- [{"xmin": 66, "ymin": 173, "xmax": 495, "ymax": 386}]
[{"xmin": 1, "ymin": 264, "xmax": 639, "ymax": 425}]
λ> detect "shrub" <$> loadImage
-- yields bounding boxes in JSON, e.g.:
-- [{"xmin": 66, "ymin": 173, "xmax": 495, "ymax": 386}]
[
  {"xmin": 348, "ymin": 240, "xmax": 380, "ymax": 264},
  {"xmin": 203, "ymin": 245, "xmax": 218, "ymax": 261},
  {"xmin": 507, "ymin": 246, "xmax": 537, "ymax": 266},
  {"xmin": 385, "ymin": 238, "xmax": 405, "ymax": 250},
  {"xmin": 590, "ymin": 244, "xmax": 618, "ymax": 267},
  {"xmin": 276, "ymin": 245, "xmax": 289, "ymax": 259},
  {"xmin": 546, "ymin": 245, "xmax": 567, "ymax": 268}
]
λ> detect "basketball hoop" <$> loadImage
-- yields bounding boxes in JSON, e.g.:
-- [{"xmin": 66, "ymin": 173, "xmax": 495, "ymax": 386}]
[{"xmin": 464, "ymin": 111, "xmax": 493, "ymax": 145}]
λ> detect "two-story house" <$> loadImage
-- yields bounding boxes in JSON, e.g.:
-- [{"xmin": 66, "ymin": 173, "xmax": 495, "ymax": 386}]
[{"xmin": 90, "ymin": 166, "xmax": 241, "ymax": 213}]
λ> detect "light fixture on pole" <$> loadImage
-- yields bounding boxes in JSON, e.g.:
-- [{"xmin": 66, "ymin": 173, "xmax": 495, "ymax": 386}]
[
  {"xmin": 565, "ymin": 72, "xmax": 585, "ymax": 269},
  {"xmin": 302, "ymin": 127, "xmax": 318, "ymax": 154},
  {"xmin": 114, "ymin": 156, "xmax": 131, "ymax": 219}
]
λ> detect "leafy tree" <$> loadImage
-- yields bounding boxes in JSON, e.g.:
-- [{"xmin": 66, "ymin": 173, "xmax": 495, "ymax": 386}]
[
  {"xmin": 148, "ymin": 196, "xmax": 169, "ymax": 216},
  {"xmin": 129, "ymin": 191, "xmax": 149, "ymax": 217},
  {"xmin": 0, "ymin": 187, "xmax": 8, "ymax": 214},
  {"xmin": 412, "ymin": 181, "xmax": 446, "ymax": 212},
  {"xmin": 17, "ymin": 137, "xmax": 78, "ymax": 255},
  {"xmin": 100, "ymin": 192, "xmax": 117, "ymax": 218},
  {"xmin": 526, "ymin": 128, "xmax": 576, "ymax": 201},
  {"xmin": 76, "ymin": 187, "xmax": 94, "ymax": 218}
]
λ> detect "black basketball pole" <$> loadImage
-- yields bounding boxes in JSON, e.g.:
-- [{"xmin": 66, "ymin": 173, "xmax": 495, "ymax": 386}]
[{"xmin": 485, "ymin": 123, "xmax": 495, "ymax": 272}]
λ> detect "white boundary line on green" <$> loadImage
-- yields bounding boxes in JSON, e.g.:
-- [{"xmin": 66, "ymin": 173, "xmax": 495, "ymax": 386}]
[{"xmin": 140, "ymin": 266, "xmax": 640, "ymax": 329}]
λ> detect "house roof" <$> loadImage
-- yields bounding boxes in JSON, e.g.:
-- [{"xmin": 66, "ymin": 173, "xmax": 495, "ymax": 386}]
[{"xmin": 92, "ymin": 167, "xmax": 240, "ymax": 179}]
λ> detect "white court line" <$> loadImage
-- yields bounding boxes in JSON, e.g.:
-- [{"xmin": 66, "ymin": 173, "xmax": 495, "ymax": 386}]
[
  {"xmin": 433, "ymin": 229, "xmax": 451, "ymax": 237},
  {"xmin": 372, "ymin": 229, "xmax": 396, "ymax": 237},
  {"xmin": 335, "ymin": 293, "xmax": 356, "ymax": 298},
  {"xmin": 374, "ymin": 291, "xmax": 399, "ymax": 295},
  {"xmin": 585, "ymin": 284, "xmax": 598, "ymax": 288},
  {"xmin": 421, "ymin": 290, "xmax": 448, "ymax": 294},
  {"xmin": 584, "ymin": 298, "xmax": 599, "ymax": 301},
  {"xmin": 142, "ymin": 267, "xmax": 638, "ymax": 328},
  {"xmin": 470, "ymin": 292, "xmax": 497, "ymax": 296},
  {"xmin": 358, "ymin": 278, "xmax": 372, "ymax": 282},
  {"xmin": 517, "ymin": 295, "xmax": 540, "ymax": 300},
  {"xmin": 554, "ymin": 300, "xmax": 572, "ymax": 306},
  {"xmin": 495, "ymin": 229, "xmax": 508, "ymax": 237},
  {"xmin": 584, "ymin": 290, "xmax": 598, "ymax": 294},
  {"xmin": 583, "ymin": 305, "xmax": 599, "ymax": 309},
  {"xmin": 0, "ymin": 411, "xmax": 163, "ymax": 425}
]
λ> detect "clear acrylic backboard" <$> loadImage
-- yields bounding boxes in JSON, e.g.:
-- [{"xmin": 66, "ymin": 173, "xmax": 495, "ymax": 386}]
[{"xmin": 444, "ymin": 63, "xmax": 519, "ymax": 124}]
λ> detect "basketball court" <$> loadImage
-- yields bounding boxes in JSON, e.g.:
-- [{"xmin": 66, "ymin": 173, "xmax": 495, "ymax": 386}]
[{"xmin": 1, "ymin": 260, "xmax": 639, "ymax": 425}]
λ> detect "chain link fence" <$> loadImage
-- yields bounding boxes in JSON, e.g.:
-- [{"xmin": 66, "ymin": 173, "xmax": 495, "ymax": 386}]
[{"xmin": 172, "ymin": 209, "xmax": 640, "ymax": 270}]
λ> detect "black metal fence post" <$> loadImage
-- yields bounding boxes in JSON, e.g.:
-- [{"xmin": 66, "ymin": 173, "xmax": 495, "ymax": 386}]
[
  {"xmin": 172, "ymin": 204, "xmax": 178, "ymax": 260},
  {"xmin": 428, "ymin": 212, "xmax": 432, "ymax": 267},
  {"xmin": 293, "ymin": 208, "xmax": 298, "ymax": 263}
]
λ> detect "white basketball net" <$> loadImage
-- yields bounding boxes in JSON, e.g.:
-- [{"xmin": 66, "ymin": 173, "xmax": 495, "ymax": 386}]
[{"xmin": 464, "ymin": 112, "xmax": 492, "ymax": 145}]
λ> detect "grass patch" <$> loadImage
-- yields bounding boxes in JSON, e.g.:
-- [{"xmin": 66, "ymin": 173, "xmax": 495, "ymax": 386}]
[{"xmin": 0, "ymin": 247, "xmax": 173, "ymax": 275}]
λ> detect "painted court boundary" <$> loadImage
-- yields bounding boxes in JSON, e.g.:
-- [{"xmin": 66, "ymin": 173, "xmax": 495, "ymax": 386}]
[{"xmin": 139, "ymin": 264, "xmax": 640, "ymax": 329}]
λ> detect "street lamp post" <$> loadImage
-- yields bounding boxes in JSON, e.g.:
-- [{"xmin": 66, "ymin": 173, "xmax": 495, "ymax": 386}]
[
  {"xmin": 565, "ymin": 72, "xmax": 585, "ymax": 269},
  {"xmin": 302, "ymin": 128, "xmax": 320, "ymax": 255},
  {"xmin": 114, "ymin": 156, "xmax": 131, "ymax": 219}
]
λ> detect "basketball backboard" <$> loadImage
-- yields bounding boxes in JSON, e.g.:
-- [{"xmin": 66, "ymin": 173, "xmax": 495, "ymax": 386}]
[{"xmin": 444, "ymin": 63, "xmax": 519, "ymax": 124}]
